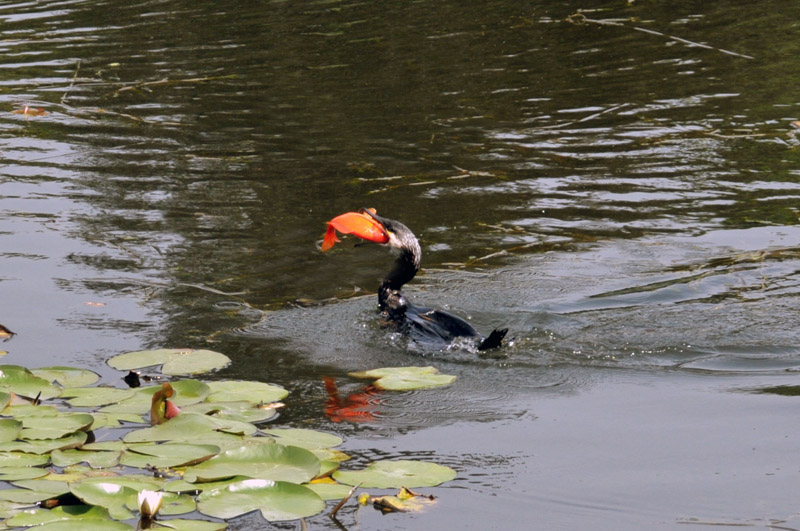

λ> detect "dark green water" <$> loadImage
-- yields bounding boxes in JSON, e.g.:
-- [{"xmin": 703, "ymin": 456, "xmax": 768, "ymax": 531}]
[{"xmin": 3, "ymin": 1, "xmax": 800, "ymax": 528}]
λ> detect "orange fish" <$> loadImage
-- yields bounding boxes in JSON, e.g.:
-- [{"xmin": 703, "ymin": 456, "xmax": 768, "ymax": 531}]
[{"xmin": 321, "ymin": 208, "xmax": 389, "ymax": 252}]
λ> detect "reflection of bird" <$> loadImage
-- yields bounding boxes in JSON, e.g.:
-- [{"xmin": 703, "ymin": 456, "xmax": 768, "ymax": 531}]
[{"xmin": 322, "ymin": 209, "xmax": 507, "ymax": 351}]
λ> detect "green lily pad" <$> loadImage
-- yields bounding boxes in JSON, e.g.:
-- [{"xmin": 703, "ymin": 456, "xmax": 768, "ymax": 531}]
[
  {"xmin": 205, "ymin": 380, "xmax": 288, "ymax": 404},
  {"xmin": 181, "ymin": 400, "xmax": 279, "ymax": 424},
  {"xmin": 36, "ymin": 520, "xmax": 134, "ymax": 531},
  {"xmin": 262, "ymin": 428, "xmax": 343, "ymax": 449},
  {"xmin": 0, "ymin": 466, "xmax": 49, "ymax": 481},
  {"xmin": 305, "ymin": 481, "xmax": 356, "ymax": 501},
  {"xmin": 123, "ymin": 490, "xmax": 196, "ymax": 516},
  {"xmin": 20, "ymin": 412, "xmax": 94, "ymax": 440},
  {"xmin": 69, "ymin": 477, "xmax": 162, "ymax": 520},
  {"xmin": 349, "ymin": 366, "xmax": 457, "ymax": 390},
  {"xmin": 0, "ymin": 431, "xmax": 87, "ymax": 454},
  {"xmin": 0, "ymin": 487, "xmax": 60, "ymax": 503},
  {"xmin": 89, "ymin": 412, "xmax": 145, "ymax": 429},
  {"xmin": 196, "ymin": 478, "xmax": 325, "ymax": 521},
  {"xmin": 150, "ymin": 519, "xmax": 228, "ymax": 531},
  {"xmin": 0, "ymin": 418, "xmax": 22, "ymax": 442},
  {"xmin": 0, "ymin": 451, "xmax": 49, "ymax": 467},
  {"xmin": 333, "ymin": 460, "xmax": 457, "ymax": 488},
  {"xmin": 99, "ymin": 380, "xmax": 209, "ymax": 416},
  {"xmin": 0, "ymin": 391, "xmax": 12, "ymax": 411},
  {"xmin": 183, "ymin": 442, "xmax": 320, "ymax": 484},
  {"xmin": 51, "ymin": 448, "xmax": 120, "ymax": 469},
  {"xmin": 11, "ymin": 478, "xmax": 71, "ymax": 496},
  {"xmin": 7, "ymin": 505, "xmax": 112, "ymax": 527},
  {"xmin": 2, "ymin": 404, "xmax": 60, "ymax": 418},
  {"xmin": 120, "ymin": 442, "xmax": 220, "ymax": 469},
  {"xmin": 60, "ymin": 387, "xmax": 136, "ymax": 407},
  {"xmin": 0, "ymin": 365, "xmax": 62, "ymax": 399},
  {"xmin": 164, "ymin": 475, "xmax": 253, "ymax": 494},
  {"xmin": 0, "ymin": 499, "xmax": 39, "ymax": 520},
  {"xmin": 123, "ymin": 413, "xmax": 256, "ymax": 444},
  {"xmin": 32, "ymin": 367, "xmax": 100, "ymax": 388},
  {"xmin": 107, "ymin": 349, "xmax": 231, "ymax": 376}
]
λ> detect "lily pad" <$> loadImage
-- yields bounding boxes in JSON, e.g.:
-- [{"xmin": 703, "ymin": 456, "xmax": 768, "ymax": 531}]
[
  {"xmin": 349, "ymin": 366, "xmax": 457, "ymax": 390},
  {"xmin": 0, "ymin": 451, "xmax": 49, "ymax": 467},
  {"xmin": 0, "ymin": 391, "xmax": 12, "ymax": 411},
  {"xmin": 32, "ymin": 367, "xmax": 100, "ymax": 388},
  {"xmin": 164, "ymin": 475, "xmax": 253, "ymax": 494},
  {"xmin": 120, "ymin": 442, "xmax": 220, "ymax": 469},
  {"xmin": 305, "ymin": 481, "xmax": 356, "ymax": 501},
  {"xmin": 20, "ymin": 412, "xmax": 94, "ymax": 440},
  {"xmin": 0, "ymin": 418, "xmax": 22, "ymax": 442},
  {"xmin": 60, "ymin": 387, "xmax": 136, "ymax": 407},
  {"xmin": 100, "ymin": 380, "xmax": 208, "ymax": 415},
  {"xmin": 150, "ymin": 519, "xmax": 228, "ymax": 531},
  {"xmin": 0, "ymin": 365, "xmax": 62, "ymax": 399},
  {"xmin": 51, "ymin": 448, "xmax": 120, "ymax": 469},
  {"xmin": 36, "ymin": 520, "xmax": 134, "ymax": 531},
  {"xmin": 69, "ymin": 478, "xmax": 161, "ymax": 520},
  {"xmin": 0, "ymin": 431, "xmax": 87, "ymax": 454},
  {"xmin": 0, "ymin": 487, "xmax": 60, "ymax": 503},
  {"xmin": 123, "ymin": 413, "xmax": 256, "ymax": 444},
  {"xmin": 196, "ymin": 478, "xmax": 325, "ymax": 521},
  {"xmin": 262, "ymin": 428, "xmax": 343, "ymax": 449},
  {"xmin": 183, "ymin": 442, "xmax": 320, "ymax": 484},
  {"xmin": 107, "ymin": 349, "xmax": 231, "ymax": 376},
  {"xmin": 181, "ymin": 400, "xmax": 279, "ymax": 424},
  {"xmin": 7, "ymin": 505, "xmax": 112, "ymax": 527},
  {"xmin": 205, "ymin": 380, "xmax": 288, "ymax": 404},
  {"xmin": 333, "ymin": 460, "xmax": 457, "ymax": 488},
  {"xmin": 0, "ymin": 466, "xmax": 49, "ymax": 481}
]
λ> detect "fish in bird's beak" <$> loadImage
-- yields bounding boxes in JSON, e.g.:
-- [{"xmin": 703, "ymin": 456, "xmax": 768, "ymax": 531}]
[{"xmin": 321, "ymin": 209, "xmax": 389, "ymax": 252}]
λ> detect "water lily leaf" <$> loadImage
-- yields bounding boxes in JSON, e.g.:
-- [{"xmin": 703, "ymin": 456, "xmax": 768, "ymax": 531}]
[
  {"xmin": 32, "ymin": 366, "xmax": 100, "ymax": 388},
  {"xmin": 122, "ymin": 490, "xmax": 196, "ymax": 516},
  {"xmin": 305, "ymin": 481, "xmax": 355, "ymax": 501},
  {"xmin": 0, "ymin": 451, "xmax": 49, "ymax": 467},
  {"xmin": 20, "ymin": 412, "xmax": 94, "ymax": 440},
  {"xmin": 0, "ymin": 418, "xmax": 22, "ymax": 442},
  {"xmin": 2, "ymin": 404, "xmax": 60, "ymax": 418},
  {"xmin": 107, "ymin": 349, "xmax": 230, "ymax": 376},
  {"xmin": 150, "ymin": 519, "xmax": 228, "ymax": 531},
  {"xmin": 36, "ymin": 520, "xmax": 134, "ymax": 530},
  {"xmin": 120, "ymin": 443, "xmax": 220, "ymax": 469},
  {"xmin": 0, "ymin": 466, "xmax": 49, "ymax": 481},
  {"xmin": 70, "ymin": 478, "xmax": 161, "ymax": 520},
  {"xmin": 61, "ymin": 387, "xmax": 136, "ymax": 407},
  {"xmin": 12, "ymin": 478, "xmax": 72, "ymax": 494},
  {"xmin": 196, "ymin": 478, "xmax": 325, "ymax": 521},
  {"xmin": 349, "ymin": 366, "xmax": 457, "ymax": 390},
  {"xmin": 0, "ymin": 431, "xmax": 87, "ymax": 454},
  {"xmin": 0, "ymin": 499, "xmax": 34, "ymax": 519},
  {"xmin": 122, "ymin": 413, "xmax": 256, "ymax": 444},
  {"xmin": 0, "ymin": 365, "xmax": 62, "ymax": 399},
  {"xmin": 89, "ymin": 412, "xmax": 145, "ymax": 429},
  {"xmin": 183, "ymin": 442, "xmax": 320, "ymax": 484},
  {"xmin": 99, "ymin": 380, "xmax": 208, "ymax": 415},
  {"xmin": 181, "ymin": 400, "xmax": 279, "ymax": 424},
  {"xmin": 333, "ymin": 460, "xmax": 457, "ymax": 488},
  {"xmin": 164, "ymin": 475, "xmax": 252, "ymax": 494},
  {"xmin": 0, "ymin": 486, "xmax": 59, "ymax": 503},
  {"xmin": 262, "ymin": 428, "xmax": 343, "ymax": 449},
  {"xmin": 0, "ymin": 391, "xmax": 12, "ymax": 411},
  {"xmin": 51, "ymin": 448, "xmax": 120, "ymax": 468},
  {"xmin": 205, "ymin": 380, "xmax": 288, "ymax": 404},
  {"xmin": 7, "ymin": 505, "xmax": 112, "ymax": 527}
]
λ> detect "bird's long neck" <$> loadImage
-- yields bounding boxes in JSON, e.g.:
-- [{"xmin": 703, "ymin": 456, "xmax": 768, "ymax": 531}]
[{"xmin": 384, "ymin": 246, "xmax": 419, "ymax": 291}]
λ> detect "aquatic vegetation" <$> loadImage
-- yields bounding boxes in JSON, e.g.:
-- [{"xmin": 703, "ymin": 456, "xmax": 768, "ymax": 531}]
[{"xmin": 0, "ymin": 353, "xmax": 457, "ymax": 527}]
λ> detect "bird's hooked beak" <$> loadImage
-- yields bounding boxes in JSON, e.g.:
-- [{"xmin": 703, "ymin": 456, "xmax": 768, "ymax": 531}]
[{"xmin": 321, "ymin": 208, "xmax": 390, "ymax": 252}]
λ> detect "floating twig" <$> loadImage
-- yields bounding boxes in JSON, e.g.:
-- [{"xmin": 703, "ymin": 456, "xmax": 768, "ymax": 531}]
[
  {"xmin": 112, "ymin": 74, "xmax": 237, "ymax": 97},
  {"xmin": 566, "ymin": 12, "xmax": 754, "ymax": 60},
  {"xmin": 61, "ymin": 59, "xmax": 82, "ymax": 104},
  {"xmin": 329, "ymin": 481, "xmax": 361, "ymax": 519}
]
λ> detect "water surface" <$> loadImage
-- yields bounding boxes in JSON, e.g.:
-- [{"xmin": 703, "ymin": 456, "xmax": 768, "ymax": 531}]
[{"xmin": 3, "ymin": 1, "xmax": 800, "ymax": 528}]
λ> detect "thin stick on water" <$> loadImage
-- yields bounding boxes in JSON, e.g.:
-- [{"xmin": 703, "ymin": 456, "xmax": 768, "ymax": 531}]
[
  {"xmin": 61, "ymin": 60, "xmax": 82, "ymax": 104},
  {"xmin": 329, "ymin": 482, "xmax": 361, "ymax": 519},
  {"xmin": 566, "ymin": 12, "xmax": 755, "ymax": 60}
]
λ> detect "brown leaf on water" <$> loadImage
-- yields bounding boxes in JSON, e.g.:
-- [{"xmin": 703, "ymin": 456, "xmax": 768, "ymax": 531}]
[{"xmin": 150, "ymin": 382, "xmax": 176, "ymax": 425}]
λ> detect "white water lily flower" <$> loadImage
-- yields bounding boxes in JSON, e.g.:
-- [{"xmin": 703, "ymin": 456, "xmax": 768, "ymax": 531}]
[{"xmin": 137, "ymin": 489, "xmax": 163, "ymax": 518}]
